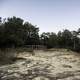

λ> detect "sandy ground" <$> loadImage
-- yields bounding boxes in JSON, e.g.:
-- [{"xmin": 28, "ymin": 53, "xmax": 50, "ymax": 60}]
[{"xmin": 0, "ymin": 49, "xmax": 80, "ymax": 80}]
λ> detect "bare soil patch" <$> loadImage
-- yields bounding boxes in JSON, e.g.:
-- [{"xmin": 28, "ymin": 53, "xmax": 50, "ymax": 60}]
[{"xmin": 0, "ymin": 49, "xmax": 80, "ymax": 80}]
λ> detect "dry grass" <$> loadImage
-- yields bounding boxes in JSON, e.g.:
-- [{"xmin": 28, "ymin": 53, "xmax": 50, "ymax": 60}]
[{"xmin": 0, "ymin": 49, "xmax": 80, "ymax": 80}]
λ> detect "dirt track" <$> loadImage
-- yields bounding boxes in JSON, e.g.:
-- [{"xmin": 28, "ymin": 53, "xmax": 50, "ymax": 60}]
[{"xmin": 0, "ymin": 49, "xmax": 80, "ymax": 80}]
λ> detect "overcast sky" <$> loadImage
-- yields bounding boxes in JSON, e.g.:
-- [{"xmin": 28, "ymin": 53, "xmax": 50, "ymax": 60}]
[{"xmin": 0, "ymin": 0, "xmax": 80, "ymax": 33}]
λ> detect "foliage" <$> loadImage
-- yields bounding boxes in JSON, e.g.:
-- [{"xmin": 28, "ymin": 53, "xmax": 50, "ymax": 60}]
[
  {"xmin": 0, "ymin": 16, "xmax": 80, "ymax": 52},
  {"xmin": 0, "ymin": 16, "xmax": 39, "ymax": 48},
  {"xmin": 40, "ymin": 29, "xmax": 80, "ymax": 51}
]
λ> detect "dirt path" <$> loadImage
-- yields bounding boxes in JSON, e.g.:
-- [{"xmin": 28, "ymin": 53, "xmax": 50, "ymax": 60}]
[{"xmin": 0, "ymin": 49, "xmax": 80, "ymax": 80}]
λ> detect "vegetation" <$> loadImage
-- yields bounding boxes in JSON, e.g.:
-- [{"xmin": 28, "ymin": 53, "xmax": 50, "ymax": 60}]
[
  {"xmin": 0, "ymin": 16, "xmax": 80, "ymax": 52},
  {"xmin": 0, "ymin": 16, "xmax": 39, "ymax": 48},
  {"xmin": 40, "ymin": 30, "xmax": 80, "ymax": 51}
]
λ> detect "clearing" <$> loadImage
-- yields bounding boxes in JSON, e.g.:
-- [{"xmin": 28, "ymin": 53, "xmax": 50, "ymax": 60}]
[{"xmin": 0, "ymin": 49, "xmax": 80, "ymax": 80}]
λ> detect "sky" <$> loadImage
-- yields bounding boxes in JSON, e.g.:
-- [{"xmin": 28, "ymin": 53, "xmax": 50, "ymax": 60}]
[{"xmin": 0, "ymin": 0, "xmax": 80, "ymax": 33}]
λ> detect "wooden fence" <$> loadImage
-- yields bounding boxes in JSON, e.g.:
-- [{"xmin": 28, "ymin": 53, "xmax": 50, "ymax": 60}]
[{"xmin": 24, "ymin": 45, "xmax": 46, "ymax": 50}]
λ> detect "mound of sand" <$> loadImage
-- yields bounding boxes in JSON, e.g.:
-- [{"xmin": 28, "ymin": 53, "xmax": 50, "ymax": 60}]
[{"xmin": 0, "ymin": 49, "xmax": 80, "ymax": 80}]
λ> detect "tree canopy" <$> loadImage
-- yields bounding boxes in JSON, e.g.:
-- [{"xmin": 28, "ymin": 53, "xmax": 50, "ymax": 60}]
[
  {"xmin": 0, "ymin": 16, "xmax": 39, "ymax": 48},
  {"xmin": 0, "ymin": 16, "xmax": 80, "ymax": 52}
]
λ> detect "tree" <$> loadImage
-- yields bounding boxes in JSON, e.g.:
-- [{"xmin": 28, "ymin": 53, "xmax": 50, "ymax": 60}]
[
  {"xmin": 61, "ymin": 29, "xmax": 73, "ymax": 48},
  {"xmin": 23, "ymin": 22, "xmax": 39, "ymax": 45},
  {"xmin": 47, "ymin": 32, "xmax": 57, "ymax": 48},
  {"xmin": 72, "ymin": 29, "xmax": 80, "ymax": 51},
  {"xmin": 40, "ymin": 32, "xmax": 50, "ymax": 46},
  {"xmin": 0, "ymin": 17, "xmax": 2, "ymax": 23},
  {"xmin": 3, "ymin": 16, "xmax": 24, "ymax": 47},
  {"xmin": 0, "ymin": 16, "xmax": 39, "ymax": 48},
  {"xmin": 40, "ymin": 32, "xmax": 57, "ymax": 48},
  {"xmin": 57, "ymin": 31, "xmax": 63, "ymax": 48}
]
